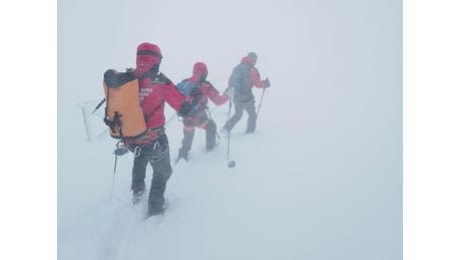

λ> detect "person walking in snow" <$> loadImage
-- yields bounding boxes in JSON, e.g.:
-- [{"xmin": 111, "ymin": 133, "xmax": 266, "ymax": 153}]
[
  {"xmin": 223, "ymin": 52, "xmax": 270, "ymax": 134},
  {"xmin": 123, "ymin": 42, "xmax": 190, "ymax": 217},
  {"xmin": 176, "ymin": 62, "xmax": 231, "ymax": 162}
]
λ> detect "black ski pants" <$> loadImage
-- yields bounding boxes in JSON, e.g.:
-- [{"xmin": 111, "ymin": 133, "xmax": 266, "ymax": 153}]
[
  {"xmin": 131, "ymin": 133, "xmax": 172, "ymax": 213},
  {"xmin": 179, "ymin": 119, "xmax": 217, "ymax": 156},
  {"xmin": 224, "ymin": 98, "xmax": 257, "ymax": 133}
]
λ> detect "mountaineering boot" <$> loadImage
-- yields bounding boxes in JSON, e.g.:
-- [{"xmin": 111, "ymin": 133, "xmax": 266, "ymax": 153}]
[
  {"xmin": 176, "ymin": 129, "xmax": 194, "ymax": 163},
  {"xmin": 146, "ymin": 177, "xmax": 168, "ymax": 218},
  {"xmin": 146, "ymin": 205, "xmax": 165, "ymax": 218},
  {"xmin": 132, "ymin": 182, "xmax": 146, "ymax": 205},
  {"xmin": 176, "ymin": 147, "xmax": 189, "ymax": 162},
  {"xmin": 132, "ymin": 189, "xmax": 145, "ymax": 205}
]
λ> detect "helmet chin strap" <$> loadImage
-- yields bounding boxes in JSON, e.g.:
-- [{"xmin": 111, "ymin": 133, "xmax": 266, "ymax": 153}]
[{"xmin": 135, "ymin": 63, "xmax": 160, "ymax": 80}]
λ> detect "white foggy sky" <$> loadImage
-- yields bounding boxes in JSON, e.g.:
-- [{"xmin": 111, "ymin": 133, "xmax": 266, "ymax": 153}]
[
  {"xmin": 1, "ymin": 0, "xmax": 460, "ymax": 260},
  {"xmin": 58, "ymin": 0, "xmax": 402, "ymax": 131}
]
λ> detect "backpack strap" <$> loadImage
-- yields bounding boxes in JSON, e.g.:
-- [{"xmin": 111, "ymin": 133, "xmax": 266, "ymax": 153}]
[
  {"xmin": 188, "ymin": 85, "xmax": 205, "ymax": 113},
  {"xmin": 141, "ymin": 71, "xmax": 169, "ymax": 124},
  {"xmin": 151, "ymin": 72, "xmax": 172, "ymax": 84}
]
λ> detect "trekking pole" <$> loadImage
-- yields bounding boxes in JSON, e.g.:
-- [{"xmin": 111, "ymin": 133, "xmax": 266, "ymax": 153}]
[
  {"xmin": 227, "ymin": 97, "xmax": 233, "ymax": 120},
  {"xmin": 109, "ymin": 153, "xmax": 118, "ymax": 200},
  {"xmin": 226, "ymin": 98, "xmax": 232, "ymax": 160},
  {"xmin": 226, "ymin": 127, "xmax": 231, "ymax": 160},
  {"xmin": 109, "ymin": 141, "xmax": 128, "ymax": 199},
  {"xmin": 205, "ymin": 108, "xmax": 220, "ymax": 141},
  {"xmin": 256, "ymin": 88, "xmax": 266, "ymax": 117},
  {"xmin": 226, "ymin": 98, "xmax": 236, "ymax": 168}
]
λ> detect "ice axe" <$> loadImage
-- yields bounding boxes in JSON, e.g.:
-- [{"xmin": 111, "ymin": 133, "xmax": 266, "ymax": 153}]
[{"xmin": 92, "ymin": 98, "xmax": 106, "ymax": 114}]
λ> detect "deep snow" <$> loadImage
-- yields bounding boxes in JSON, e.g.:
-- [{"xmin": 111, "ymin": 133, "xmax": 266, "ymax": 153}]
[{"xmin": 58, "ymin": 0, "xmax": 402, "ymax": 259}]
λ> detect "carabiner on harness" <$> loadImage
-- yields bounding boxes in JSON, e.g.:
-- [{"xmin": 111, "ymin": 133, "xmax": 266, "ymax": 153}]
[
  {"xmin": 133, "ymin": 146, "xmax": 142, "ymax": 158},
  {"xmin": 153, "ymin": 140, "xmax": 160, "ymax": 152}
]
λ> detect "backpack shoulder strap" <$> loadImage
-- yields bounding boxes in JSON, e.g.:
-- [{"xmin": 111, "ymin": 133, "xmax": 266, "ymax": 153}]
[
  {"xmin": 140, "ymin": 72, "xmax": 169, "ymax": 125},
  {"xmin": 151, "ymin": 72, "xmax": 172, "ymax": 84},
  {"xmin": 202, "ymin": 80, "xmax": 218, "ymax": 92}
]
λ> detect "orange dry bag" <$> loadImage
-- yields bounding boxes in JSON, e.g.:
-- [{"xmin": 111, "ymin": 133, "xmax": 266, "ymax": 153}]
[{"xmin": 103, "ymin": 69, "xmax": 147, "ymax": 139}]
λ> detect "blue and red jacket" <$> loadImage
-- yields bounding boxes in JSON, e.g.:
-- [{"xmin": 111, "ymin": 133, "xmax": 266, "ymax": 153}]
[{"xmin": 180, "ymin": 62, "xmax": 229, "ymax": 129}]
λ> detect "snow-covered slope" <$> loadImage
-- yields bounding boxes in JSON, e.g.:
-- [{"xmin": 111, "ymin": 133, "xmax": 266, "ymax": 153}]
[{"xmin": 58, "ymin": 0, "xmax": 402, "ymax": 259}]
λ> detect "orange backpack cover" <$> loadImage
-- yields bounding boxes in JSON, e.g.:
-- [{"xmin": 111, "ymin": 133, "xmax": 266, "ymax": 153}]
[{"xmin": 103, "ymin": 69, "xmax": 147, "ymax": 139}]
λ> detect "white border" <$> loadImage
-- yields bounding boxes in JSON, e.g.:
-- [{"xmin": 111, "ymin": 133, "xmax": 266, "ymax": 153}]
[
  {"xmin": 404, "ymin": 0, "xmax": 460, "ymax": 259},
  {"xmin": 0, "ymin": 0, "xmax": 56, "ymax": 259},
  {"xmin": 3, "ymin": 0, "xmax": 460, "ymax": 259}
]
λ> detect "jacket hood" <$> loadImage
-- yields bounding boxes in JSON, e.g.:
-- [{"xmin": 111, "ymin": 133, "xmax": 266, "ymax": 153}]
[{"xmin": 190, "ymin": 62, "xmax": 208, "ymax": 83}]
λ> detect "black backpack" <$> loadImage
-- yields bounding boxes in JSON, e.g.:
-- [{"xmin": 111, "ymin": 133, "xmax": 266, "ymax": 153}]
[
  {"xmin": 229, "ymin": 63, "xmax": 252, "ymax": 97},
  {"xmin": 176, "ymin": 79, "xmax": 205, "ymax": 117}
]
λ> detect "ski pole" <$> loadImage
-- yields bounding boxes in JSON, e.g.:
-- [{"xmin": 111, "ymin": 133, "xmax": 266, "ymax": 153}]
[
  {"xmin": 256, "ymin": 88, "xmax": 266, "ymax": 117},
  {"xmin": 226, "ymin": 99, "xmax": 232, "ymax": 160}
]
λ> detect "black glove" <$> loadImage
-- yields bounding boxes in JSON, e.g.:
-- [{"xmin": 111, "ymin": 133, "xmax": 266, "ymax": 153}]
[
  {"xmin": 114, "ymin": 147, "xmax": 128, "ymax": 156},
  {"xmin": 262, "ymin": 78, "xmax": 271, "ymax": 88},
  {"xmin": 178, "ymin": 101, "xmax": 191, "ymax": 117}
]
